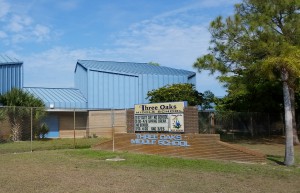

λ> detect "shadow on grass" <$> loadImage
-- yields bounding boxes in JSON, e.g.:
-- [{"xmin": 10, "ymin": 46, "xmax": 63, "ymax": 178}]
[{"xmin": 267, "ymin": 155, "xmax": 285, "ymax": 165}]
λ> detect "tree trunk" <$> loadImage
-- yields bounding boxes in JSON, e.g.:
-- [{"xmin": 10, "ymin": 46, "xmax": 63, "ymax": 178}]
[
  {"xmin": 10, "ymin": 122, "xmax": 22, "ymax": 141},
  {"xmin": 289, "ymin": 88, "xmax": 300, "ymax": 145},
  {"xmin": 281, "ymin": 69, "xmax": 294, "ymax": 166},
  {"xmin": 9, "ymin": 115, "xmax": 23, "ymax": 142}
]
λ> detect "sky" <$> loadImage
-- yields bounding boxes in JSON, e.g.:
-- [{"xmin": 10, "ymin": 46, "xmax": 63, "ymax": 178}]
[{"xmin": 0, "ymin": 0, "xmax": 239, "ymax": 97}]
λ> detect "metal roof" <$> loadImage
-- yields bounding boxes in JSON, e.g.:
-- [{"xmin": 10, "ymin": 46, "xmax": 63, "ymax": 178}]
[
  {"xmin": 0, "ymin": 54, "xmax": 23, "ymax": 65},
  {"xmin": 23, "ymin": 87, "xmax": 87, "ymax": 109},
  {"xmin": 76, "ymin": 60, "xmax": 196, "ymax": 77}
]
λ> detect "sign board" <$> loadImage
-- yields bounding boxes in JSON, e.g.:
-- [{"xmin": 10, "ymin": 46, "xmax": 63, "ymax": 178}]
[
  {"xmin": 134, "ymin": 102, "xmax": 184, "ymax": 114},
  {"xmin": 134, "ymin": 102, "xmax": 185, "ymax": 132}
]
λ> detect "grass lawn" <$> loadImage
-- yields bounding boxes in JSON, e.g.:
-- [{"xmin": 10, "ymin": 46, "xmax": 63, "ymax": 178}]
[
  {"xmin": 0, "ymin": 137, "xmax": 299, "ymax": 193},
  {"xmin": 0, "ymin": 138, "xmax": 103, "ymax": 154}
]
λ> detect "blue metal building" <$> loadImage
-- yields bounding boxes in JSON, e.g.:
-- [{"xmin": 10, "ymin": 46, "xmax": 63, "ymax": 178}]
[
  {"xmin": 1, "ymin": 57, "xmax": 196, "ymax": 109},
  {"xmin": 0, "ymin": 55, "xmax": 23, "ymax": 95},
  {"xmin": 75, "ymin": 60, "xmax": 196, "ymax": 109},
  {"xmin": 1, "ymin": 56, "xmax": 197, "ymax": 138}
]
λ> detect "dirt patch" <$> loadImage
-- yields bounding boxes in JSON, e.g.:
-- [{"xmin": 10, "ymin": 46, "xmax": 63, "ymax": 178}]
[{"xmin": 106, "ymin": 156, "xmax": 126, "ymax": 161}]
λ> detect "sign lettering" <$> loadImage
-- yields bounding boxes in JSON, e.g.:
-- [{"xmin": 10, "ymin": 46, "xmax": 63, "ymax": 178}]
[
  {"xmin": 130, "ymin": 134, "xmax": 190, "ymax": 147},
  {"xmin": 135, "ymin": 102, "xmax": 184, "ymax": 114}
]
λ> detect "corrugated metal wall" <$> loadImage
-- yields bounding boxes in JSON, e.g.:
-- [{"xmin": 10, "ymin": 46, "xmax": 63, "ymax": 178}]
[
  {"xmin": 74, "ymin": 65, "xmax": 88, "ymax": 99},
  {"xmin": 139, "ymin": 74, "xmax": 190, "ymax": 104},
  {"xmin": 74, "ymin": 62, "xmax": 197, "ymax": 109},
  {"xmin": 86, "ymin": 71, "xmax": 195, "ymax": 109},
  {"xmin": 188, "ymin": 74, "xmax": 196, "ymax": 84},
  {"xmin": 0, "ymin": 63, "xmax": 23, "ymax": 95},
  {"xmin": 88, "ymin": 70, "xmax": 139, "ymax": 109}
]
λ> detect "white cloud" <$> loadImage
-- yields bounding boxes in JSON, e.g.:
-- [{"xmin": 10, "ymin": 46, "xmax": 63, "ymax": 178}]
[
  {"xmin": 7, "ymin": 15, "xmax": 32, "ymax": 32},
  {"xmin": 108, "ymin": 3, "xmax": 227, "ymax": 96},
  {"xmin": 112, "ymin": 13, "xmax": 204, "ymax": 64},
  {"xmin": 57, "ymin": 0, "xmax": 80, "ymax": 11},
  {"xmin": 11, "ymin": 34, "xmax": 26, "ymax": 44},
  {"xmin": 8, "ymin": 0, "xmax": 228, "ymax": 96},
  {"xmin": 20, "ymin": 22, "xmax": 225, "ymax": 95},
  {"xmin": 0, "ymin": 30, "xmax": 7, "ymax": 38},
  {"xmin": 33, "ymin": 24, "xmax": 50, "ymax": 41},
  {"xmin": 19, "ymin": 47, "xmax": 104, "ymax": 87},
  {"xmin": 3, "ymin": 18, "xmax": 53, "ymax": 44},
  {"xmin": 8, "ymin": 21, "xmax": 23, "ymax": 32},
  {"xmin": 0, "ymin": 0, "xmax": 10, "ymax": 19},
  {"xmin": 0, "ymin": 1, "xmax": 54, "ymax": 45}
]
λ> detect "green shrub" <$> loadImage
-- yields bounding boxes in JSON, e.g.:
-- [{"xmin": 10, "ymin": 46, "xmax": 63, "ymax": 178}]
[{"xmin": 35, "ymin": 123, "xmax": 49, "ymax": 139}]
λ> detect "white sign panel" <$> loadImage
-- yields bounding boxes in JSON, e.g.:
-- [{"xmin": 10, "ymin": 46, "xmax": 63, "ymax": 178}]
[
  {"xmin": 134, "ymin": 102, "xmax": 185, "ymax": 133},
  {"xmin": 134, "ymin": 114, "xmax": 184, "ymax": 132},
  {"xmin": 135, "ymin": 114, "xmax": 169, "ymax": 132},
  {"xmin": 134, "ymin": 102, "xmax": 185, "ymax": 114}
]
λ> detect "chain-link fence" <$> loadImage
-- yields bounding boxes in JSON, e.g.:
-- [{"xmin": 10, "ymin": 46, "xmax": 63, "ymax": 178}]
[
  {"xmin": 199, "ymin": 111, "xmax": 288, "ymax": 140},
  {"xmin": 0, "ymin": 107, "xmax": 127, "ymax": 154},
  {"xmin": 1, "ymin": 106, "xmax": 297, "ymax": 153}
]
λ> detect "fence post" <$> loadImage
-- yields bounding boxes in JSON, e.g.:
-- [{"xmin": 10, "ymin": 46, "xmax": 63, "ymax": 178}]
[
  {"xmin": 268, "ymin": 113, "xmax": 271, "ymax": 136},
  {"xmin": 250, "ymin": 113, "xmax": 254, "ymax": 137},
  {"xmin": 73, "ymin": 109, "xmax": 76, "ymax": 149},
  {"xmin": 31, "ymin": 107, "xmax": 33, "ymax": 152},
  {"xmin": 111, "ymin": 109, "xmax": 115, "ymax": 152},
  {"xmin": 210, "ymin": 112, "xmax": 215, "ymax": 134}
]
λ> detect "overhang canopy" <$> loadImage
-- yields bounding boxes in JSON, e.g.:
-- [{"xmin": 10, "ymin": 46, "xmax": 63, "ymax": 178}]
[{"xmin": 23, "ymin": 87, "xmax": 87, "ymax": 109}]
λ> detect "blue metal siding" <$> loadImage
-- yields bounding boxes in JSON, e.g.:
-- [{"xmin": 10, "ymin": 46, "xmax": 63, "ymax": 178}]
[
  {"xmin": 74, "ymin": 65, "xmax": 88, "ymax": 99},
  {"xmin": 75, "ymin": 60, "xmax": 197, "ymax": 109},
  {"xmin": 153, "ymin": 74, "xmax": 159, "ymax": 89},
  {"xmin": 103, "ymin": 72, "xmax": 109, "ymax": 107},
  {"xmin": 123, "ymin": 76, "xmax": 129, "ymax": 107},
  {"xmin": 135, "ymin": 77, "xmax": 140, "ymax": 104},
  {"xmin": 188, "ymin": 74, "xmax": 196, "ymax": 84},
  {"xmin": 163, "ymin": 75, "xmax": 169, "ymax": 85},
  {"xmin": 173, "ymin": 75, "xmax": 179, "ymax": 84},
  {"xmin": 140, "ymin": 74, "xmax": 191, "ymax": 104},
  {"xmin": 88, "ymin": 70, "xmax": 139, "ymax": 109},
  {"xmin": 0, "ymin": 63, "xmax": 23, "ymax": 95},
  {"xmin": 131, "ymin": 76, "xmax": 139, "ymax": 107},
  {"xmin": 118, "ymin": 76, "xmax": 122, "ymax": 105},
  {"xmin": 141, "ymin": 74, "xmax": 148, "ymax": 103},
  {"xmin": 138, "ymin": 76, "xmax": 143, "ymax": 104}
]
